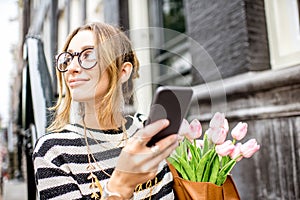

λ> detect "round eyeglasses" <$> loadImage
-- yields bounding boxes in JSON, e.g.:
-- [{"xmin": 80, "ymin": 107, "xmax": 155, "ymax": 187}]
[{"xmin": 56, "ymin": 48, "xmax": 97, "ymax": 72}]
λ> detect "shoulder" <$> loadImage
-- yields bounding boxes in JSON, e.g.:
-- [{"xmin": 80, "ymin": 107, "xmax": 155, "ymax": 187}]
[
  {"xmin": 33, "ymin": 128, "xmax": 83, "ymax": 158},
  {"xmin": 125, "ymin": 113, "xmax": 147, "ymax": 136},
  {"xmin": 126, "ymin": 113, "xmax": 147, "ymax": 128}
]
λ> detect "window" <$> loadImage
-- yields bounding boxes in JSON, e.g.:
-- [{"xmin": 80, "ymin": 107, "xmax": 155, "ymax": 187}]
[
  {"xmin": 149, "ymin": 0, "xmax": 191, "ymax": 86},
  {"xmin": 264, "ymin": 0, "xmax": 300, "ymax": 69},
  {"xmin": 162, "ymin": 0, "xmax": 186, "ymax": 42}
]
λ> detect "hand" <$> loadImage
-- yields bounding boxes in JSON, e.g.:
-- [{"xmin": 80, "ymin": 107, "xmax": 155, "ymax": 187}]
[{"xmin": 108, "ymin": 119, "xmax": 179, "ymax": 198}]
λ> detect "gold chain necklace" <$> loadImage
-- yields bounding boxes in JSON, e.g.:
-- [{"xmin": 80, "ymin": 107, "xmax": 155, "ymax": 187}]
[
  {"xmin": 82, "ymin": 118, "xmax": 161, "ymax": 199},
  {"xmin": 83, "ymin": 118, "xmax": 129, "ymax": 199}
]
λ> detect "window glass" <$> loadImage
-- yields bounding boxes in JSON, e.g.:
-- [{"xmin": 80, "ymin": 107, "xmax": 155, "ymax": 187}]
[{"xmin": 162, "ymin": 0, "xmax": 186, "ymax": 42}]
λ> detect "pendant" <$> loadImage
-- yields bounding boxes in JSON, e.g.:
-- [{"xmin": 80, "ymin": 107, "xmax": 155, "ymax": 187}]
[{"xmin": 87, "ymin": 164, "xmax": 103, "ymax": 199}]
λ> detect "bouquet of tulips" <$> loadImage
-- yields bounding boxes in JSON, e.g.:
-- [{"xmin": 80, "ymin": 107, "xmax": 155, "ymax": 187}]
[{"xmin": 167, "ymin": 112, "xmax": 260, "ymax": 186}]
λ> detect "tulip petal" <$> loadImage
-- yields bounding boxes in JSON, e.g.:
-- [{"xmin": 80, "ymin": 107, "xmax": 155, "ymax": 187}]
[
  {"xmin": 231, "ymin": 122, "xmax": 248, "ymax": 141},
  {"xmin": 240, "ymin": 139, "xmax": 260, "ymax": 158},
  {"xmin": 209, "ymin": 112, "xmax": 225, "ymax": 128}
]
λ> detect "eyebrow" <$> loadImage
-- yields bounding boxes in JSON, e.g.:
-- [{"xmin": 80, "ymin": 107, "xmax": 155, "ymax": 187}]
[{"xmin": 67, "ymin": 45, "xmax": 94, "ymax": 53}]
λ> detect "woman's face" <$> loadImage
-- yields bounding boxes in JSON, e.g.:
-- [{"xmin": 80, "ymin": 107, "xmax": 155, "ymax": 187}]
[{"xmin": 64, "ymin": 30, "xmax": 110, "ymax": 103}]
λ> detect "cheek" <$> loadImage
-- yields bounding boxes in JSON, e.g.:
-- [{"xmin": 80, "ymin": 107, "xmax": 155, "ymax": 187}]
[
  {"xmin": 63, "ymin": 73, "xmax": 71, "ymax": 86},
  {"xmin": 94, "ymin": 72, "xmax": 111, "ymax": 98}
]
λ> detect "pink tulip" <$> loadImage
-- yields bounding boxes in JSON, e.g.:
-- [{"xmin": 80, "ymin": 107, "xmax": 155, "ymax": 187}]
[
  {"xmin": 210, "ymin": 127, "xmax": 227, "ymax": 145},
  {"xmin": 240, "ymin": 139, "xmax": 260, "ymax": 158},
  {"xmin": 231, "ymin": 122, "xmax": 248, "ymax": 141},
  {"xmin": 223, "ymin": 119, "xmax": 229, "ymax": 133},
  {"xmin": 190, "ymin": 119, "xmax": 202, "ymax": 139},
  {"xmin": 229, "ymin": 143, "xmax": 243, "ymax": 161},
  {"xmin": 206, "ymin": 112, "xmax": 229, "ymax": 145},
  {"xmin": 179, "ymin": 119, "xmax": 202, "ymax": 140},
  {"xmin": 178, "ymin": 119, "xmax": 190, "ymax": 136},
  {"xmin": 209, "ymin": 112, "xmax": 225, "ymax": 128},
  {"xmin": 215, "ymin": 140, "xmax": 235, "ymax": 156}
]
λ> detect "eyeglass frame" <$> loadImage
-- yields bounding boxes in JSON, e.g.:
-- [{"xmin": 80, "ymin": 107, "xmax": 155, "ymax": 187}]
[{"xmin": 55, "ymin": 47, "xmax": 97, "ymax": 72}]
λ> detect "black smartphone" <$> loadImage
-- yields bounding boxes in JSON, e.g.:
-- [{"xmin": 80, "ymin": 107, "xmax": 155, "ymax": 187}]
[{"xmin": 145, "ymin": 86, "xmax": 194, "ymax": 147}]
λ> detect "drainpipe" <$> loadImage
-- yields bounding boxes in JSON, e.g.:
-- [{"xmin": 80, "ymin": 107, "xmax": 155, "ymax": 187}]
[{"xmin": 128, "ymin": 0, "xmax": 153, "ymax": 116}]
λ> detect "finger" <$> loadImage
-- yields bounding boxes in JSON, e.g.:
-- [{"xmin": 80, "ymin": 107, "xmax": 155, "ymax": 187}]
[
  {"xmin": 117, "ymin": 135, "xmax": 178, "ymax": 174},
  {"xmin": 147, "ymin": 134, "xmax": 179, "ymax": 163},
  {"xmin": 134, "ymin": 119, "xmax": 170, "ymax": 143},
  {"xmin": 146, "ymin": 140, "xmax": 179, "ymax": 170},
  {"xmin": 155, "ymin": 134, "xmax": 179, "ymax": 150}
]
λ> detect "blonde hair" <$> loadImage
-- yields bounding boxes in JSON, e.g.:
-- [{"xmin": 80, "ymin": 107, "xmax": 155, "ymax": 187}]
[{"xmin": 48, "ymin": 22, "xmax": 140, "ymax": 132}]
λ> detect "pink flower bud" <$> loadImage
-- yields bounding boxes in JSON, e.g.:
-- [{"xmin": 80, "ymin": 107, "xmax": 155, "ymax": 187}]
[
  {"xmin": 178, "ymin": 119, "xmax": 202, "ymax": 140},
  {"xmin": 206, "ymin": 128, "xmax": 213, "ymax": 141},
  {"xmin": 229, "ymin": 143, "xmax": 243, "ymax": 161},
  {"xmin": 240, "ymin": 139, "xmax": 260, "ymax": 158},
  {"xmin": 223, "ymin": 119, "xmax": 229, "ymax": 133},
  {"xmin": 231, "ymin": 122, "xmax": 248, "ymax": 141},
  {"xmin": 216, "ymin": 140, "xmax": 235, "ymax": 156},
  {"xmin": 178, "ymin": 119, "xmax": 190, "ymax": 137},
  {"xmin": 207, "ymin": 113, "xmax": 229, "ymax": 145},
  {"xmin": 189, "ymin": 119, "xmax": 202, "ymax": 139},
  {"xmin": 211, "ymin": 127, "xmax": 227, "ymax": 145},
  {"xmin": 209, "ymin": 112, "xmax": 225, "ymax": 128}
]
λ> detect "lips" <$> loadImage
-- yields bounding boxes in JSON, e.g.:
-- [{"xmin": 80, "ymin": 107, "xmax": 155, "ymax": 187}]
[{"xmin": 68, "ymin": 77, "xmax": 89, "ymax": 87}]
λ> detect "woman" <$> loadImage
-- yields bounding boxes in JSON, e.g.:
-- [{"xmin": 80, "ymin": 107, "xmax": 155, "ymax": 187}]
[{"xmin": 33, "ymin": 22, "xmax": 178, "ymax": 200}]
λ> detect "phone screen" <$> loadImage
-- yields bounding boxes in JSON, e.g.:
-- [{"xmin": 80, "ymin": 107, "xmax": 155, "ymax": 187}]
[{"xmin": 145, "ymin": 86, "xmax": 193, "ymax": 147}]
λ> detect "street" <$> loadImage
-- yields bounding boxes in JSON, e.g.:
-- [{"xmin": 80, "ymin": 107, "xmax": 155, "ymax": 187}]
[{"xmin": 2, "ymin": 179, "xmax": 27, "ymax": 200}]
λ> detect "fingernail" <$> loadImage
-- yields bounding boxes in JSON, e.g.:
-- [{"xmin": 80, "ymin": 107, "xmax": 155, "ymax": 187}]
[{"xmin": 164, "ymin": 119, "xmax": 169, "ymax": 125}]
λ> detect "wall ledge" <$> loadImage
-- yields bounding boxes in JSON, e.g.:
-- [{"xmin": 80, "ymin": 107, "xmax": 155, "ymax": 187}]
[{"xmin": 192, "ymin": 65, "xmax": 300, "ymax": 101}]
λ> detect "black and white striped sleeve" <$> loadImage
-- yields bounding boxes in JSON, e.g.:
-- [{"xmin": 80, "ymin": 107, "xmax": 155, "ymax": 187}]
[{"xmin": 33, "ymin": 134, "xmax": 84, "ymax": 200}]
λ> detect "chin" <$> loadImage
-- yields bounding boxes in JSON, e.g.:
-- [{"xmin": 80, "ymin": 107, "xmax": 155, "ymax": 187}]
[{"xmin": 71, "ymin": 94, "xmax": 93, "ymax": 103}]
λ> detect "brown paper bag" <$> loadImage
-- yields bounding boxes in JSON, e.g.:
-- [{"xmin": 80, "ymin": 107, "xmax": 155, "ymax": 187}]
[{"xmin": 168, "ymin": 163, "xmax": 240, "ymax": 200}]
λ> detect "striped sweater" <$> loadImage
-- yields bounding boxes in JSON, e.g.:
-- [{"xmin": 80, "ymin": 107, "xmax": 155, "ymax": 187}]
[{"xmin": 33, "ymin": 114, "xmax": 175, "ymax": 200}]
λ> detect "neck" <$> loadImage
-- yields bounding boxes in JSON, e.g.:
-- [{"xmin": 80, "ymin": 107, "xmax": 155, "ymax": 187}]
[{"xmin": 81, "ymin": 102, "xmax": 120, "ymax": 130}]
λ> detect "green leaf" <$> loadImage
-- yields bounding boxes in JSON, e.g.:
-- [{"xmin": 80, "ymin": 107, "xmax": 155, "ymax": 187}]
[
  {"xmin": 221, "ymin": 155, "xmax": 230, "ymax": 168},
  {"xmin": 177, "ymin": 138, "xmax": 188, "ymax": 161},
  {"xmin": 168, "ymin": 155, "xmax": 190, "ymax": 180},
  {"xmin": 189, "ymin": 141, "xmax": 203, "ymax": 176},
  {"xmin": 193, "ymin": 140, "xmax": 201, "ymax": 162},
  {"xmin": 188, "ymin": 142, "xmax": 198, "ymax": 162},
  {"xmin": 201, "ymin": 149, "xmax": 217, "ymax": 182},
  {"xmin": 195, "ymin": 149, "xmax": 213, "ymax": 182},
  {"xmin": 208, "ymin": 154, "xmax": 220, "ymax": 184},
  {"xmin": 177, "ymin": 156, "xmax": 196, "ymax": 181},
  {"xmin": 203, "ymin": 133, "xmax": 210, "ymax": 155},
  {"xmin": 216, "ymin": 159, "xmax": 236, "ymax": 185},
  {"xmin": 197, "ymin": 146, "xmax": 202, "ymax": 159},
  {"xmin": 175, "ymin": 140, "xmax": 184, "ymax": 156},
  {"xmin": 167, "ymin": 156, "xmax": 180, "ymax": 170}
]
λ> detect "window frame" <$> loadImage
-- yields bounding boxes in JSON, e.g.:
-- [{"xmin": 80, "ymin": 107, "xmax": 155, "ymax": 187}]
[{"xmin": 264, "ymin": 0, "xmax": 300, "ymax": 69}]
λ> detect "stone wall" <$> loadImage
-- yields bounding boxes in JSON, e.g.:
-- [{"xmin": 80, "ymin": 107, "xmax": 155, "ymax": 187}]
[
  {"xmin": 184, "ymin": 0, "xmax": 300, "ymax": 199},
  {"xmin": 188, "ymin": 65, "xmax": 300, "ymax": 199},
  {"xmin": 184, "ymin": 0, "xmax": 270, "ymax": 84}
]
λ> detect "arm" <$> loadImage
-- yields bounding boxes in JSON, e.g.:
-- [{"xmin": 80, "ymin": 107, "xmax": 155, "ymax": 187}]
[
  {"xmin": 33, "ymin": 139, "xmax": 83, "ymax": 200},
  {"xmin": 104, "ymin": 119, "xmax": 178, "ymax": 199}
]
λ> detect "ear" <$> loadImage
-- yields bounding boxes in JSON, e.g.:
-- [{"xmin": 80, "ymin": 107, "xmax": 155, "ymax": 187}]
[{"xmin": 120, "ymin": 62, "xmax": 133, "ymax": 83}]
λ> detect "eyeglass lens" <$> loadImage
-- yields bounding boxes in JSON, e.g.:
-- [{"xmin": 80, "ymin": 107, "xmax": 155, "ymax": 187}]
[{"xmin": 56, "ymin": 48, "xmax": 97, "ymax": 72}]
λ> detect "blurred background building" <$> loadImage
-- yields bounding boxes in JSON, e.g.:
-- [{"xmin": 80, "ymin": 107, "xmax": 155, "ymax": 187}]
[{"xmin": 1, "ymin": 0, "xmax": 299, "ymax": 199}]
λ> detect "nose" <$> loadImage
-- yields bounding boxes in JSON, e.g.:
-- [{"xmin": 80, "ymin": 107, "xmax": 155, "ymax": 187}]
[{"xmin": 67, "ymin": 57, "xmax": 81, "ymax": 73}]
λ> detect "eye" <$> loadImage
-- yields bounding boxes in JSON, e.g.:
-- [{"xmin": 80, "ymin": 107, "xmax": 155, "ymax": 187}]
[
  {"xmin": 80, "ymin": 49, "xmax": 97, "ymax": 69},
  {"xmin": 57, "ymin": 52, "xmax": 73, "ymax": 71},
  {"xmin": 81, "ymin": 49, "xmax": 96, "ymax": 61}
]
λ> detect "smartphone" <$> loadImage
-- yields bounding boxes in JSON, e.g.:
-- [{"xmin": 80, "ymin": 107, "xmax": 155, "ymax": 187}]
[{"xmin": 145, "ymin": 86, "xmax": 194, "ymax": 147}]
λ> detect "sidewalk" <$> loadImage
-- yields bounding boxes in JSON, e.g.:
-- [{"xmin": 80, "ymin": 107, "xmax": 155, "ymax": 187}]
[{"xmin": 2, "ymin": 179, "xmax": 27, "ymax": 200}]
